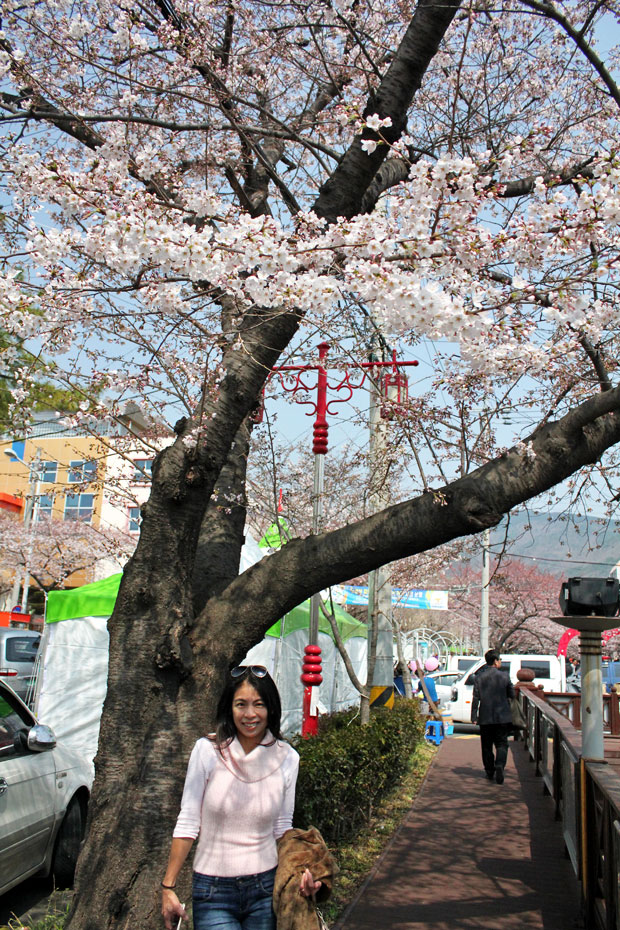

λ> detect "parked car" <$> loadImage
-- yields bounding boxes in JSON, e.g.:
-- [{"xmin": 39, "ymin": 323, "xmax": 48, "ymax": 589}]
[
  {"xmin": 0, "ymin": 679, "xmax": 92, "ymax": 896},
  {"xmin": 0, "ymin": 628, "xmax": 40, "ymax": 705},
  {"xmin": 396, "ymin": 670, "xmax": 461, "ymax": 703},
  {"xmin": 427, "ymin": 670, "xmax": 464, "ymax": 704}
]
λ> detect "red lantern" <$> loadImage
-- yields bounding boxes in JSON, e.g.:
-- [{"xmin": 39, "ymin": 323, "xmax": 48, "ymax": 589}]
[
  {"xmin": 301, "ymin": 645, "xmax": 322, "ymax": 738},
  {"xmin": 380, "ymin": 364, "xmax": 409, "ymax": 419}
]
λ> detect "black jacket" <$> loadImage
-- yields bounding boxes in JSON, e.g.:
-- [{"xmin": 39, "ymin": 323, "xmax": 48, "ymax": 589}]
[{"xmin": 471, "ymin": 664, "xmax": 514, "ymax": 725}]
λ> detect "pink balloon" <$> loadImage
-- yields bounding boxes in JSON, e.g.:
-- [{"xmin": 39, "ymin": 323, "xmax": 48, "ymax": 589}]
[{"xmin": 425, "ymin": 657, "xmax": 439, "ymax": 672}]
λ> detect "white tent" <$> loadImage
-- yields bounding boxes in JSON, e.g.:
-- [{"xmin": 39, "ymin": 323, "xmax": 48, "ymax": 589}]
[
  {"xmin": 35, "ymin": 557, "xmax": 367, "ymax": 763},
  {"xmin": 242, "ymin": 601, "xmax": 368, "ymax": 734}
]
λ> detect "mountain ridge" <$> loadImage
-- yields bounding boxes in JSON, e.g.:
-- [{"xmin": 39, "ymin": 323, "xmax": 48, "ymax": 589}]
[{"xmin": 490, "ymin": 511, "xmax": 620, "ymax": 578}]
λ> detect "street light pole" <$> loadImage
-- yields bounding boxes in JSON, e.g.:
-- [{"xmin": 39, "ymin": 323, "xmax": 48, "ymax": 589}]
[
  {"xmin": 4, "ymin": 446, "xmax": 43, "ymax": 613},
  {"xmin": 309, "ymin": 343, "xmax": 329, "ymax": 648}
]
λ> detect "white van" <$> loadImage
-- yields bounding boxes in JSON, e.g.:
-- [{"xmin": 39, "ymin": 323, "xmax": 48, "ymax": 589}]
[
  {"xmin": 446, "ymin": 654, "xmax": 566, "ymax": 724},
  {"xmin": 446, "ymin": 655, "xmax": 480, "ymax": 674}
]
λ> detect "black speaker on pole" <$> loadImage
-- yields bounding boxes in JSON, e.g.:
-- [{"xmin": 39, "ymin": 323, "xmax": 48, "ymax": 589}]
[{"xmin": 559, "ymin": 577, "xmax": 620, "ymax": 618}]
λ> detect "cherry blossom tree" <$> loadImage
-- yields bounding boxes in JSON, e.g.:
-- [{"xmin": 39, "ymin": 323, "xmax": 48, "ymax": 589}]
[
  {"xmin": 448, "ymin": 557, "xmax": 563, "ymax": 652},
  {"xmin": 1, "ymin": 0, "xmax": 620, "ymax": 925},
  {"xmin": 0, "ymin": 510, "xmax": 131, "ymax": 600}
]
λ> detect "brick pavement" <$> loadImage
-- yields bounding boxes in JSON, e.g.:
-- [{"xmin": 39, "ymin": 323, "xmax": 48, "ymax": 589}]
[{"xmin": 335, "ymin": 732, "xmax": 584, "ymax": 930}]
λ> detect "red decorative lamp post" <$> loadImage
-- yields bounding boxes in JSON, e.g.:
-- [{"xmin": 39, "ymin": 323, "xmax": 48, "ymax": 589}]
[
  {"xmin": 301, "ymin": 645, "xmax": 323, "ymax": 737},
  {"xmin": 264, "ymin": 343, "xmax": 418, "ymax": 737}
]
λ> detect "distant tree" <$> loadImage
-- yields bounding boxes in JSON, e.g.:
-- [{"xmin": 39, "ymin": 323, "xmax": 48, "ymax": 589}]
[
  {"xmin": 0, "ymin": 324, "xmax": 91, "ymax": 432},
  {"xmin": 449, "ymin": 558, "xmax": 562, "ymax": 653},
  {"xmin": 0, "ymin": 510, "xmax": 132, "ymax": 601}
]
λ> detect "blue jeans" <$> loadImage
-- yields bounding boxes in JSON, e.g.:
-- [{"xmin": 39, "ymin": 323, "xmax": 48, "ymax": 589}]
[{"xmin": 192, "ymin": 867, "xmax": 276, "ymax": 930}]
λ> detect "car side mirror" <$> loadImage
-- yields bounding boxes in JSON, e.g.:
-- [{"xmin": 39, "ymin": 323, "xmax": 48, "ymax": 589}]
[{"xmin": 26, "ymin": 724, "xmax": 56, "ymax": 752}]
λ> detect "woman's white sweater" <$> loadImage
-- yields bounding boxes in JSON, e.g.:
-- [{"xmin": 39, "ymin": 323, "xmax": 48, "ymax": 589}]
[{"xmin": 173, "ymin": 732, "xmax": 299, "ymax": 877}]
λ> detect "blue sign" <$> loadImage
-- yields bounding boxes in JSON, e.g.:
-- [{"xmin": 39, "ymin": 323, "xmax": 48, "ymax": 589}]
[
  {"xmin": 11, "ymin": 440, "xmax": 25, "ymax": 463},
  {"xmin": 333, "ymin": 585, "xmax": 448, "ymax": 610}
]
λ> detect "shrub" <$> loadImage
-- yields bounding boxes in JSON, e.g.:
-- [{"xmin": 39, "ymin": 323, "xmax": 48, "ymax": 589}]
[
  {"xmin": 292, "ymin": 697, "xmax": 425, "ymax": 845},
  {"xmin": 1, "ymin": 899, "xmax": 70, "ymax": 930}
]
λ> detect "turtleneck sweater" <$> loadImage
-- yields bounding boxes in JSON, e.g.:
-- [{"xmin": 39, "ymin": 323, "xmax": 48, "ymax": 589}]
[{"xmin": 173, "ymin": 731, "xmax": 299, "ymax": 877}]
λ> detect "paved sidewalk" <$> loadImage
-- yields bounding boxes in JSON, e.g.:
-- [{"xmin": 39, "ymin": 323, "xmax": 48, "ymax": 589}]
[{"xmin": 336, "ymin": 732, "xmax": 583, "ymax": 930}]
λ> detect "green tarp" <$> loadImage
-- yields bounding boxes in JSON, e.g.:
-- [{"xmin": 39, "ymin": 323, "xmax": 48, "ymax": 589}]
[
  {"xmin": 258, "ymin": 516, "xmax": 291, "ymax": 550},
  {"xmin": 47, "ymin": 573, "xmax": 123, "ymax": 624},
  {"xmin": 45, "ymin": 574, "xmax": 366, "ymax": 643}
]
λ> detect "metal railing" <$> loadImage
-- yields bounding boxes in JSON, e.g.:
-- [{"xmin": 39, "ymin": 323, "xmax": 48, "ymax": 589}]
[{"xmin": 521, "ymin": 688, "xmax": 620, "ymax": 930}]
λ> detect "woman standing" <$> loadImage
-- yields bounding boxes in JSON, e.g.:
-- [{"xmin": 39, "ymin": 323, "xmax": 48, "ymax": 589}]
[{"xmin": 161, "ymin": 665, "xmax": 320, "ymax": 930}]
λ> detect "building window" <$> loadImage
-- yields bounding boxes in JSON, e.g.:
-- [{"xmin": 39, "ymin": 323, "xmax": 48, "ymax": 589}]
[
  {"xmin": 37, "ymin": 494, "xmax": 54, "ymax": 521},
  {"xmin": 41, "ymin": 461, "xmax": 57, "ymax": 483},
  {"xmin": 64, "ymin": 493, "xmax": 94, "ymax": 523},
  {"xmin": 68, "ymin": 460, "xmax": 97, "ymax": 483},
  {"xmin": 128, "ymin": 507, "xmax": 141, "ymax": 533},
  {"xmin": 132, "ymin": 459, "xmax": 153, "ymax": 482}
]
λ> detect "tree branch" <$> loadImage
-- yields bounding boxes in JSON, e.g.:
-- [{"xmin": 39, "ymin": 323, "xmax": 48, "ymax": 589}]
[
  {"xmin": 518, "ymin": 0, "xmax": 620, "ymax": 110},
  {"xmin": 207, "ymin": 381, "xmax": 620, "ymax": 660},
  {"xmin": 313, "ymin": 0, "xmax": 462, "ymax": 221},
  {"xmin": 321, "ymin": 593, "xmax": 368, "ymax": 697}
]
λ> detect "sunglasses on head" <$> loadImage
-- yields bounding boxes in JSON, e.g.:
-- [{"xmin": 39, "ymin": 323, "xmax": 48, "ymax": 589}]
[{"xmin": 230, "ymin": 665, "xmax": 268, "ymax": 679}]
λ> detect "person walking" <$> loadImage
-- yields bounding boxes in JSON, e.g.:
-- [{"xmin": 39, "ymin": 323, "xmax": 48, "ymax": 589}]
[
  {"xmin": 471, "ymin": 649, "xmax": 514, "ymax": 784},
  {"xmin": 160, "ymin": 665, "xmax": 321, "ymax": 930}
]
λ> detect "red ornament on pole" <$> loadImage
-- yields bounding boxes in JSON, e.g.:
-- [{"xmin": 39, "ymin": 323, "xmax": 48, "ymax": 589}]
[
  {"xmin": 380, "ymin": 350, "xmax": 410, "ymax": 418},
  {"xmin": 301, "ymin": 645, "xmax": 322, "ymax": 738}
]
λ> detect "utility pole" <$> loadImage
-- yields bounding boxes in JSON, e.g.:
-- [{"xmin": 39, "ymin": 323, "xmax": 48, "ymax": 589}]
[
  {"xmin": 366, "ymin": 348, "xmax": 395, "ymax": 718},
  {"xmin": 4, "ymin": 445, "xmax": 43, "ymax": 613},
  {"xmin": 480, "ymin": 528, "xmax": 490, "ymax": 654}
]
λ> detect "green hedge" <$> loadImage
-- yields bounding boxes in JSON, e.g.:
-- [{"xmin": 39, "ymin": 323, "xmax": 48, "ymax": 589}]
[{"xmin": 292, "ymin": 697, "xmax": 425, "ymax": 845}]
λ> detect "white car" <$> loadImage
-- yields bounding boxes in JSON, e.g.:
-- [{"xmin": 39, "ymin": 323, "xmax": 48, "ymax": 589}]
[
  {"xmin": 410, "ymin": 670, "xmax": 463, "ymax": 704},
  {"xmin": 0, "ymin": 679, "xmax": 93, "ymax": 896},
  {"xmin": 428, "ymin": 670, "xmax": 464, "ymax": 704}
]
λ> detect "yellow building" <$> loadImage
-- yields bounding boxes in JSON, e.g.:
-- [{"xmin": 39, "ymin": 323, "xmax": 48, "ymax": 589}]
[{"xmin": 0, "ymin": 407, "xmax": 167, "ymax": 605}]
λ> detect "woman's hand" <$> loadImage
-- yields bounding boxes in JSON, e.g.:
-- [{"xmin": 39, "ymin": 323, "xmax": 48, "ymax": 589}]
[
  {"xmin": 299, "ymin": 868, "xmax": 322, "ymax": 898},
  {"xmin": 161, "ymin": 889, "xmax": 187, "ymax": 930}
]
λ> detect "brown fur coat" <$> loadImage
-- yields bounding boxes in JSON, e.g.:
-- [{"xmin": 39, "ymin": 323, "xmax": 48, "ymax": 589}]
[{"xmin": 273, "ymin": 827, "xmax": 337, "ymax": 930}]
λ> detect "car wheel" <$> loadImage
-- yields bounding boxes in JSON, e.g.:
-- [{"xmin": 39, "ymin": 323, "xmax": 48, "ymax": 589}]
[{"xmin": 51, "ymin": 797, "xmax": 83, "ymax": 887}]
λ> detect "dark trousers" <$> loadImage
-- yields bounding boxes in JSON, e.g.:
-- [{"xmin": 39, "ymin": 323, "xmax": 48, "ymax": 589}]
[{"xmin": 479, "ymin": 723, "xmax": 511, "ymax": 775}]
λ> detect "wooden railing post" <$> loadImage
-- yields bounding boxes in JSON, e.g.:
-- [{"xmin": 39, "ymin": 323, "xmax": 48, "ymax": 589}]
[
  {"xmin": 553, "ymin": 722, "xmax": 562, "ymax": 817},
  {"xmin": 608, "ymin": 691, "xmax": 620, "ymax": 735},
  {"xmin": 580, "ymin": 757, "xmax": 592, "ymax": 927}
]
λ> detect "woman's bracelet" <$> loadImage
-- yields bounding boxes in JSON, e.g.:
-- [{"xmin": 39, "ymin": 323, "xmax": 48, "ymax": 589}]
[{"xmin": 161, "ymin": 881, "xmax": 177, "ymax": 890}]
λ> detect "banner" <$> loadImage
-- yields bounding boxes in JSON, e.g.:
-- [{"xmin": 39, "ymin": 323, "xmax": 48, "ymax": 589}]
[{"xmin": 333, "ymin": 585, "xmax": 448, "ymax": 610}]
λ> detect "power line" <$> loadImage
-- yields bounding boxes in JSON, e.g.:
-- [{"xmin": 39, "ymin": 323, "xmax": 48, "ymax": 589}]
[{"xmin": 490, "ymin": 548, "xmax": 618, "ymax": 569}]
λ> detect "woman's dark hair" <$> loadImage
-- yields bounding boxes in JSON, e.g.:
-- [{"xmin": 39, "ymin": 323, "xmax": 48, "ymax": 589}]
[{"xmin": 214, "ymin": 667, "xmax": 283, "ymax": 746}]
